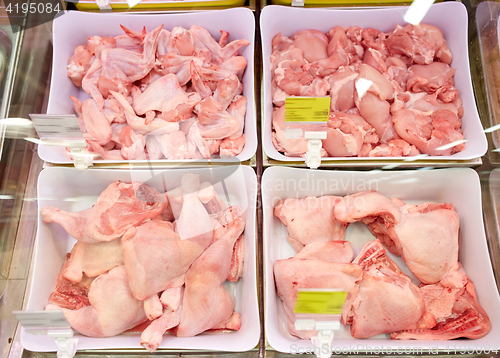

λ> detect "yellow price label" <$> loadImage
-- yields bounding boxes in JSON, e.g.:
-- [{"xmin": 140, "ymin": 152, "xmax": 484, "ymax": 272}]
[
  {"xmin": 284, "ymin": 97, "xmax": 331, "ymax": 122},
  {"xmin": 293, "ymin": 290, "xmax": 347, "ymax": 315}
]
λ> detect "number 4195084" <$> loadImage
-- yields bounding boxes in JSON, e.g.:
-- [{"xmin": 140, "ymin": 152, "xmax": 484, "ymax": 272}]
[{"xmin": 6, "ymin": 2, "xmax": 61, "ymax": 14}]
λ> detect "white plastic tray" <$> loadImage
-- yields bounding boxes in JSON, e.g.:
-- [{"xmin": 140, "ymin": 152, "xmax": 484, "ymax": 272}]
[
  {"xmin": 262, "ymin": 167, "xmax": 500, "ymax": 352},
  {"xmin": 260, "ymin": 3, "xmax": 487, "ymax": 162},
  {"xmin": 23, "ymin": 166, "xmax": 259, "ymax": 352},
  {"xmin": 41, "ymin": 9, "xmax": 256, "ymax": 164}
]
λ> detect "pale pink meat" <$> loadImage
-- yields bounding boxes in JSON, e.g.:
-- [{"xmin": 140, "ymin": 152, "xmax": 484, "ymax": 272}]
[
  {"xmin": 270, "ymin": 23, "xmax": 460, "ymax": 158},
  {"xmin": 335, "ymin": 191, "xmax": 460, "ymax": 284},
  {"xmin": 46, "ymin": 266, "xmax": 147, "ymax": 338},
  {"xmin": 274, "ymin": 196, "xmax": 348, "ymax": 252},
  {"xmin": 121, "ymin": 220, "xmax": 209, "ymax": 301},
  {"xmin": 41, "ymin": 181, "xmax": 166, "ymax": 244},
  {"xmin": 294, "ymin": 240, "xmax": 354, "ymax": 264},
  {"xmin": 291, "ymin": 29, "xmax": 329, "ymax": 63},
  {"xmin": 274, "ymin": 258, "xmax": 362, "ymax": 339},
  {"xmin": 392, "ymin": 108, "xmax": 465, "ymax": 155},
  {"xmin": 81, "ymin": 98, "xmax": 113, "ymax": 145},
  {"xmin": 407, "ymin": 62, "xmax": 456, "ymax": 94},
  {"xmin": 322, "ymin": 112, "xmax": 365, "ymax": 157},
  {"xmin": 346, "ymin": 240, "xmax": 425, "ymax": 338},
  {"xmin": 356, "ymin": 92, "xmax": 398, "ymax": 143},
  {"xmin": 68, "ymin": 24, "xmax": 249, "ymax": 160},
  {"xmin": 62, "ymin": 239, "xmax": 123, "ymax": 283},
  {"xmin": 392, "ymin": 266, "xmax": 490, "ymax": 340},
  {"xmin": 176, "ymin": 217, "xmax": 245, "ymax": 337},
  {"xmin": 48, "ymin": 253, "xmax": 94, "ymax": 310}
]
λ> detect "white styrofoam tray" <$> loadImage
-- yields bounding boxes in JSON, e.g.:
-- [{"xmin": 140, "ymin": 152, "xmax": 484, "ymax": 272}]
[
  {"xmin": 41, "ymin": 9, "xmax": 256, "ymax": 164},
  {"xmin": 260, "ymin": 3, "xmax": 487, "ymax": 162},
  {"xmin": 23, "ymin": 166, "xmax": 259, "ymax": 352},
  {"xmin": 262, "ymin": 167, "xmax": 500, "ymax": 353}
]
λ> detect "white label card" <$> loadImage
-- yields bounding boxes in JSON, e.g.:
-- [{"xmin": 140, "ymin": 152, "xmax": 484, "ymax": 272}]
[
  {"xmin": 13, "ymin": 310, "xmax": 71, "ymax": 335},
  {"xmin": 30, "ymin": 114, "xmax": 83, "ymax": 140}
]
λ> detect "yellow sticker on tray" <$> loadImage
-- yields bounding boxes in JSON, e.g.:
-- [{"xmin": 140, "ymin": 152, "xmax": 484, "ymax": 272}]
[
  {"xmin": 293, "ymin": 289, "xmax": 348, "ymax": 315},
  {"xmin": 284, "ymin": 97, "xmax": 331, "ymax": 122}
]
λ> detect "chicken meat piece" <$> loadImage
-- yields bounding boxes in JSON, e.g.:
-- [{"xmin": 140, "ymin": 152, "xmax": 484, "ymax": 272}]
[
  {"xmin": 100, "ymin": 25, "xmax": 163, "ymax": 95},
  {"xmin": 392, "ymin": 108, "xmax": 465, "ymax": 156},
  {"xmin": 110, "ymin": 90, "xmax": 180, "ymax": 135},
  {"xmin": 407, "ymin": 62, "xmax": 456, "ymax": 94},
  {"xmin": 392, "ymin": 264, "xmax": 490, "ymax": 340},
  {"xmin": 122, "ymin": 219, "xmax": 211, "ymax": 301},
  {"xmin": 141, "ymin": 286, "xmax": 184, "ymax": 352},
  {"xmin": 291, "ymin": 29, "xmax": 329, "ymax": 63},
  {"xmin": 48, "ymin": 253, "xmax": 94, "ymax": 310},
  {"xmin": 325, "ymin": 71, "xmax": 358, "ymax": 112},
  {"xmin": 176, "ymin": 217, "xmax": 245, "ymax": 337},
  {"xmin": 346, "ymin": 240, "xmax": 425, "ymax": 338},
  {"xmin": 272, "ymin": 106, "xmax": 327, "ymax": 158},
  {"xmin": 355, "ymin": 92, "xmax": 398, "ymax": 143},
  {"xmin": 158, "ymin": 131, "xmax": 190, "ymax": 160},
  {"xmin": 294, "ymin": 240, "xmax": 354, "ymax": 264},
  {"xmin": 189, "ymin": 25, "xmax": 250, "ymax": 65},
  {"xmin": 46, "ymin": 266, "xmax": 147, "ymax": 338},
  {"xmin": 274, "ymin": 195, "xmax": 348, "ymax": 252},
  {"xmin": 62, "ymin": 239, "xmax": 123, "ymax": 283},
  {"xmin": 322, "ymin": 112, "xmax": 365, "ymax": 157},
  {"xmin": 131, "ymin": 74, "xmax": 191, "ymax": 115},
  {"xmin": 176, "ymin": 173, "xmax": 214, "ymax": 242},
  {"xmin": 214, "ymin": 74, "xmax": 243, "ymax": 110},
  {"xmin": 385, "ymin": 23, "xmax": 452, "ymax": 65},
  {"xmin": 41, "ymin": 181, "xmax": 166, "ymax": 244},
  {"xmin": 274, "ymin": 258, "xmax": 362, "ymax": 339},
  {"xmin": 358, "ymin": 64, "xmax": 393, "ymax": 101},
  {"xmin": 335, "ymin": 191, "xmax": 460, "ymax": 284},
  {"xmin": 68, "ymin": 45, "xmax": 94, "ymax": 87},
  {"xmin": 220, "ymin": 135, "xmax": 245, "ymax": 157},
  {"xmin": 81, "ymin": 98, "xmax": 113, "ymax": 146}
]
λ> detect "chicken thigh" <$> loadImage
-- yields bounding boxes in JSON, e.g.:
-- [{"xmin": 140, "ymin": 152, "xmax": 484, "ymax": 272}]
[
  {"xmin": 46, "ymin": 265, "xmax": 147, "ymax": 338},
  {"xmin": 274, "ymin": 195, "xmax": 347, "ymax": 251}
]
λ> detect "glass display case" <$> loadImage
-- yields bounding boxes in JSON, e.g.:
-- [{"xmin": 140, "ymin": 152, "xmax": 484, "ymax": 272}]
[{"xmin": 1, "ymin": 0, "xmax": 499, "ymax": 357}]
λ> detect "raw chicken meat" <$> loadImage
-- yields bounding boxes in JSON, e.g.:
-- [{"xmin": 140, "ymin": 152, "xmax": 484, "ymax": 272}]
[
  {"xmin": 335, "ymin": 191, "xmax": 460, "ymax": 284},
  {"xmin": 44, "ymin": 175, "xmax": 247, "ymax": 350},
  {"xmin": 62, "ymin": 239, "xmax": 123, "ymax": 283},
  {"xmin": 273, "ymin": 190, "xmax": 490, "ymax": 341},
  {"xmin": 46, "ymin": 266, "xmax": 147, "ymax": 338},
  {"xmin": 293, "ymin": 240, "xmax": 354, "ymax": 263},
  {"xmin": 176, "ymin": 217, "xmax": 245, "ymax": 337},
  {"xmin": 274, "ymin": 196, "xmax": 347, "ymax": 251},
  {"xmin": 392, "ymin": 264, "xmax": 490, "ymax": 340},
  {"xmin": 270, "ymin": 22, "xmax": 465, "ymax": 157},
  {"xmin": 67, "ymin": 24, "xmax": 250, "ymax": 160},
  {"xmin": 345, "ymin": 240, "xmax": 425, "ymax": 338},
  {"xmin": 274, "ymin": 257, "xmax": 362, "ymax": 339},
  {"xmin": 121, "ymin": 219, "xmax": 210, "ymax": 301},
  {"xmin": 48, "ymin": 253, "xmax": 93, "ymax": 310},
  {"xmin": 141, "ymin": 286, "xmax": 184, "ymax": 352},
  {"xmin": 41, "ymin": 181, "xmax": 166, "ymax": 244}
]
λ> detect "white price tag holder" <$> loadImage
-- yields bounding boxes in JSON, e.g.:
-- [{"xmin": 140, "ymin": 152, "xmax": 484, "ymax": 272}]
[
  {"xmin": 13, "ymin": 310, "xmax": 78, "ymax": 358},
  {"xmin": 293, "ymin": 289, "xmax": 347, "ymax": 358},
  {"xmin": 284, "ymin": 97, "xmax": 330, "ymax": 169},
  {"xmin": 30, "ymin": 114, "xmax": 93, "ymax": 170}
]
